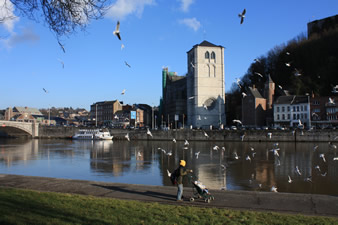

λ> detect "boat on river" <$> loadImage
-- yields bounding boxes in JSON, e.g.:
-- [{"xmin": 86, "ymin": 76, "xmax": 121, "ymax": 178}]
[{"xmin": 72, "ymin": 129, "xmax": 113, "ymax": 140}]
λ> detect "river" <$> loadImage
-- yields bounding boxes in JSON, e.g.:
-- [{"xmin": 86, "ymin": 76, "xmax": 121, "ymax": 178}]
[{"xmin": 0, "ymin": 138, "xmax": 337, "ymax": 195}]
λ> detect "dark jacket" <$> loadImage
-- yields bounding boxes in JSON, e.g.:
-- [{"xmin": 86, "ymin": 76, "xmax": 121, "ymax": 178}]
[{"xmin": 177, "ymin": 165, "xmax": 188, "ymax": 184}]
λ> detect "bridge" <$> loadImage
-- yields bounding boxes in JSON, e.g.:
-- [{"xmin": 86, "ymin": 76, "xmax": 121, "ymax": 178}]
[{"xmin": 0, "ymin": 121, "xmax": 39, "ymax": 138}]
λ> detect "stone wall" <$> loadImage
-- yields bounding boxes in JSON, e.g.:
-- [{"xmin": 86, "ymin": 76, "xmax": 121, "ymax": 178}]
[{"xmin": 37, "ymin": 126, "xmax": 338, "ymax": 142}]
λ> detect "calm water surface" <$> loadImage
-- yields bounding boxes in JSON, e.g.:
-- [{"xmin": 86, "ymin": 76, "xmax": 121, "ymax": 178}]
[{"xmin": 0, "ymin": 138, "xmax": 338, "ymax": 195}]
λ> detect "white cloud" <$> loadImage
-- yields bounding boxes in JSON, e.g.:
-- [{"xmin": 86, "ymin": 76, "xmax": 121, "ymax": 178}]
[
  {"xmin": 2, "ymin": 26, "xmax": 39, "ymax": 48},
  {"xmin": 178, "ymin": 0, "xmax": 194, "ymax": 12},
  {"xmin": 179, "ymin": 17, "xmax": 200, "ymax": 31},
  {"xmin": 0, "ymin": 0, "xmax": 19, "ymax": 32},
  {"xmin": 106, "ymin": 0, "xmax": 155, "ymax": 20}
]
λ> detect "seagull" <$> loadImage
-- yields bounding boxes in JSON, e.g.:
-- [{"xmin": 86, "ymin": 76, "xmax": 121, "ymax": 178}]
[
  {"xmin": 267, "ymin": 132, "xmax": 272, "ymax": 139},
  {"xmin": 295, "ymin": 166, "xmax": 302, "ymax": 176},
  {"xmin": 184, "ymin": 139, "xmax": 189, "ymax": 146},
  {"xmin": 233, "ymin": 119, "xmax": 242, "ymax": 125},
  {"xmin": 319, "ymin": 154, "xmax": 326, "ymax": 163},
  {"xmin": 204, "ymin": 131, "xmax": 209, "ymax": 138},
  {"xmin": 113, "ymin": 20, "xmax": 121, "ymax": 40},
  {"xmin": 173, "ymin": 138, "xmax": 176, "ymax": 143},
  {"xmin": 166, "ymin": 151, "xmax": 172, "ymax": 156},
  {"xmin": 305, "ymin": 176, "xmax": 312, "ymax": 183},
  {"xmin": 125, "ymin": 61, "xmax": 131, "ymax": 68},
  {"xmin": 329, "ymin": 141, "xmax": 337, "ymax": 149},
  {"xmin": 240, "ymin": 134, "xmax": 245, "ymax": 141},
  {"xmin": 246, "ymin": 155, "xmax": 251, "ymax": 162},
  {"xmin": 294, "ymin": 68, "xmax": 302, "ymax": 77},
  {"xmin": 273, "ymin": 142, "xmax": 279, "ymax": 148},
  {"xmin": 43, "ymin": 88, "xmax": 48, "ymax": 93},
  {"xmin": 220, "ymin": 164, "xmax": 227, "ymax": 170},
  {"xmin": 195, "ymin": 151, "xmax": 200, "ymax": 159},
  {"xmin": 298, "ymin": 119, "xmax": 303, "ymax": 127},
  {"xmin": 334, "ymin": 157, "xmax": 338, "ymax": 161},
  {"xmin": 288, "ymin": 175, "xmax": 293, "ymax": 183},
  {"xmin": 58, "ymin": 40, "xmax": 65, "ymax": 53},
  {"xmin": 114, "ymin": 115, "xmax": 119, "ymax": 120},
  {"xmin": 166, "ymin": 169, "xmax": 171, "ymax": 177},
  {"xmin": 57, "ymin": 58, "xmax": 64, "ymax": 68},
  {"xmin": 125, "ymin": 133, "xmax": 130, "ymax": 141},
  {"xmin": 315, "ymin": 165, "xmax": 321, "ymax": 172},
  {"xmin": 254, "ymin": 72, "xmax": 263, "ymax": 78},
  {"xmin": 285, "ymin": 62, "xmax": 291, "ymax": 67},
  {"xmin": 213, "ymin": 145, "xmax": 220, "ymax": 151},
  {"xmin": 253, "ymin": 58, "xmax": 260, "ymax": 63},
  {"xmin": 290, "ymin": 95, "xmax": 296, "ymax": 105},
  {"xmin": 190, "ymin": 62, "xmax": 195, "ymax": 68},
  {"xmin": 328, "ymin": 97, "xmax": 335, "ymax": 104},
  {"xmin": 286, "ymin": 52, "xmax": 290, "ymax": 55},
  {"xmin": 271, "ymin": 186, "xmax": 278, "ymax": 192},
  {"xmin": 121, "ymin": 89, "xmax": 126, "ymax": 95},
  {"xmin": 147, "ymin": 128, "xmax": 153, "ymax": 137},
  {"xmin": 270, "ymin": 148, "xmax": 280, "ymax": 157},
  {"xmin": 233, "ymin": 152, "xmax": 239, "ymax": 160},
  {"xmin": 242, "ymin": 92, "xmax": 247, "ymax": 98},
  {"xmin": 321, "ymin": 172, "xmax": 327, "ymax": 177},
  {"xmin": 250, "ymin": 147, "xmax": 255, "ymax": 151},
  {"xmin": 188, "ymin": 96, "xmax": 194, "ymax": 100},
  {"xmin": 121, "ymin": 43, "xmax": 125, "ymax": 50},
  {"xmin": 235, "ymin": 78, "xmax": 242, "ymax": 88},
  {"xmin": 238, "ymin": 8, "xmax": 246, "ymax": 24},
  {"xmin": 278, "ymin": 85, "xmax": 283, "ymax": 89},
  {"xmin": 137, "ymin": 151, "xmax": 142, "ymax": 157}
]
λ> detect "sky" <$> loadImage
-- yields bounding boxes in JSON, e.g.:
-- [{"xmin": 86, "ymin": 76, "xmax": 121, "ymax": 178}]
[{"xmin": 1, "ymin": 0, "xmax": 337, "ymax": 111}]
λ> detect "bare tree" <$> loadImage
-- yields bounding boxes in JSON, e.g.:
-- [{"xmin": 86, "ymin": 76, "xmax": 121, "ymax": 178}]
[{"xmin": 1, "ymin": 0, "xmax": 112, "ymax": 38}]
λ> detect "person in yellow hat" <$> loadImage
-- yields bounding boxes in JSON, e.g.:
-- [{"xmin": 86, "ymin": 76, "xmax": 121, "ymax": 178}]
[{"xmin": 176, "ymin": 159, "xmax": 193, "ymax": 201}]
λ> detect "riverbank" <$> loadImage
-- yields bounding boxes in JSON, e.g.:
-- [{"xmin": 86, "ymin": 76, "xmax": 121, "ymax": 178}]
[
  {"xmin": 0, "ymin": 174, "xmax": 337, "ymax": 218},
  {"xmin": 38, "ymin": 126, "xmax": 338, "ymax": 142}
]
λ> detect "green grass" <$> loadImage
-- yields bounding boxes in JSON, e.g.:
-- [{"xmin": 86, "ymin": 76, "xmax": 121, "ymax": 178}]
[{"xmin": 0, "ymin": 187, "xmax": 336, "ymax": 225}]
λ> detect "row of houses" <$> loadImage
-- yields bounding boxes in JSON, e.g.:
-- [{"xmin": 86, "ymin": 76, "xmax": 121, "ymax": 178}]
[{"xmin": 241, "ymin": 76, "xmax": 338, "ymax": 129}]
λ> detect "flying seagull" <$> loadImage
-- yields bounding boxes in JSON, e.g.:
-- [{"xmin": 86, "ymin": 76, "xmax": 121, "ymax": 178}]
[
  {"xmin": 113, "ymin": 20, "xmax": 121, "ymax": 40},
  {"xmin": 204, "ymin": 131, "xmax": 209, "ymax": 138},
  {"xmin": 294, "ymin": 68, "xmax": 302, "ymax": 77},
  {"xmin": 328, "ymin": 97, "xmax": 335, "ymax": 104},
  {"xmin": 166, "ymin": 169, "xmax": 171, "ymax": 177},
  {"xmin": 125, "ymin": 61, "xmax": 131, "ymax": 68},
  {"xmin": 58, "ymin": 40, "xmax": 65, "ymax": 53},
  {"xmin": 121, "ymin": 44, "xmax": 125, "ymax": 50},
  {"xmin": 246, "ymin": 155, "xmax": 251, "ymax": 162},
  {"xmin": 238, "ymin": 9, "xmax": 246, "ymax": 24},
  {"xmin": 286, "ymin": 52, "xmax": 291, "ymax": 55},
  {"xmin": 147, "ymin": 128, "xmax": 153, "ymax": 137},
  {"xmin": 242, "ymin": 92, "xmax": 247, "ymax": 98},
  {"xmin": 121, "ymin": 89, "xmax": 126, "ymax": 95},
  {"xmin": 125, "ymin": 133, "xmax": 130, "ymax": 141},
  {"xmin": 254, "ymin": 58, "xmax": 260, "ymax": 63},
  {"xmin": 319, "ymin": 153, "xmax": 326, "ymax": 163},
  {"xmin": 43, "ymin": 88, "xmax": 48, "ymax": 93},
  {"xmin": 285, "ymin": 62, "xmax": 291, "ymax": 67},
  {"xmin": 288, "ymin": 175, "xmax": 293, "ymax": 183},
  {"xmin": 278, "ymin": 85, "xmax": 283, "ymax": 89},
  {"xmin": 57, "ymin": 58, "xmax": 64, "ymax": 68},
  {"xmin": 254, "ymin": 72, "xmax": 263, "ymax": 78},
  {"xmin": 195, "ymin": 151, "xmax": 200, "ymax": 159},
  {"xmin": 188, "ymin": 96, "xmax": 194, "ymax": 100},
  {"xmin": 295, "ymin": 166, "xmax": 302, "ymax": 176},
  {"xmin": 271, "ymin": 186, "xmax": 278, "ymax": 192},
  {"xmin": 233, "ymin": 119, "xmax": 242, "ymax": 125},
  {"xmin": 190, "ymin": 62, "xmax": 195, "ymax": 68},
  {"xmin": 173, "ymin": 138, "xmax": 176, "ymax": 143},
  {"xmin": 267, "ymin": 132, "xmax": 272, "ymax": 139}
]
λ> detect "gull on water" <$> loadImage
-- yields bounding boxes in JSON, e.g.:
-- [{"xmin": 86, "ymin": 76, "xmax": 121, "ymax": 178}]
[
  {"xmin": 238, "ymin": 8, "xmax": 246, "ymax": 24},
  {"xmin": 113, "ymin": 20, "xmax": 121, "ymax": 40}
]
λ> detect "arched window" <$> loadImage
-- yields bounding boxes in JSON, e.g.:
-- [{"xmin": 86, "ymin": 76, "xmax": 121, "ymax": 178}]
[
  {"xmin": 205, "ymin": 51, "xmax": 210, "ymax": 59},
  {"xmin": 211, "ymin": 52, "xmax": 215, "ymax": 59}
]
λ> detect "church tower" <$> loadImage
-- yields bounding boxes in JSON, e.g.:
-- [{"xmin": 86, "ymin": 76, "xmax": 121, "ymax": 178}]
[
  {"xmin": 264, "ymin": 74, "xmax": 275, "ymax": 110},
  {"xmin": 186, "ymin": 41, "xmax": 226, "ymax": 128}
]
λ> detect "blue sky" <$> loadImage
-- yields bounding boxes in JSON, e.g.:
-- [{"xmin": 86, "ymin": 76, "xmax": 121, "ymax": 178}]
[{"xmin": 1, "ymin": 0, "xmax": 337, "ymax": 111}]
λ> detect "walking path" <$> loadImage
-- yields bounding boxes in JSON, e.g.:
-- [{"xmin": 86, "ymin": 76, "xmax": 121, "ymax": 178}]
[{"xmin": 0, "ymin": 174, "xmax": 337, "ymax": 217}]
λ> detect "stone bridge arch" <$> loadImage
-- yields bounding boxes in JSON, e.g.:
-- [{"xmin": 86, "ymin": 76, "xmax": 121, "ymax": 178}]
[{"xmin": 0, "ymin": 121, "xmax": 39, "ymax": 138}]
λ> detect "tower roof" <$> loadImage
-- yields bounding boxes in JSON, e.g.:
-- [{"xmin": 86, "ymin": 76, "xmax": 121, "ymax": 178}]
[{"xmin": 187, "ymin": 40, "xmax": 224, "ymax": 53}]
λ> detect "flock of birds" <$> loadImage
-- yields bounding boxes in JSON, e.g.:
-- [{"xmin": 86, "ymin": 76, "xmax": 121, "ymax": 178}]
[{"xmin": 125, "ymin": 127, "xmax": 338, "ymax": 193}]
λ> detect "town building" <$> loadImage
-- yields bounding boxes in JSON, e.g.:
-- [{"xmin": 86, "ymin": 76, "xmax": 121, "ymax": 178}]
[
  {"xmin": 310, "ymin": 96, "xmax": 338, "ymax": 128},
  {"xmin": 90, "ymin": 100, "xmax": 122, "ymax": 126},
  {"xmin": 273, "ymin": 95, "xmax": 311, "ymax": 128},
  {"xmin": 161, "ymin": 67, "xmax": 187, "ymax": 128},
  {"xmin": 3, "ymin": 106, "xmax": 54, "ymax": 124},
  {"xmin": 307, "ymin": 14, "xmax": 338, "ymax": 38},
  {"xmin": 186, "ymin": 40, "xmax": 226, "ymax": 129}
]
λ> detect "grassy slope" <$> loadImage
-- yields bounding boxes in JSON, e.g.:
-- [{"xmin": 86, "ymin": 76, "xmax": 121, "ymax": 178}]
[{"xmin": 0, "ymin": 187, "xmax": 336, "ymax": 225}]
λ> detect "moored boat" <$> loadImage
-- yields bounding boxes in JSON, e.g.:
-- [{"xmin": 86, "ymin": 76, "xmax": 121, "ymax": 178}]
[{"xmin": 72, "ymin": 129, "xmax": 113, "ymax": 140}]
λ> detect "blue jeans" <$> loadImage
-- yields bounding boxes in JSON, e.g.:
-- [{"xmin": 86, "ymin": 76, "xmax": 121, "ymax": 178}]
[{"xmin": 177, "ymin": 184, "xmax": 183, "ymax": 200}]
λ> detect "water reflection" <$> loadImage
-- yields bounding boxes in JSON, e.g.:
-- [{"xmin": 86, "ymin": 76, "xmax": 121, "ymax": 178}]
[{"xmin": 0, "ymin": 138, "xmax": 337, "ymax": 195}]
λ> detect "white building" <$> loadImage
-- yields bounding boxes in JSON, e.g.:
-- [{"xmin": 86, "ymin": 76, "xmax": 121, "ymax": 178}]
[
  {"xmin": 273, "ymin": 95, "xmax": 311, "ymax": 128},
  {"xmin": 186, "ymin": 41, "xmax": 226, "ymax": 129}
]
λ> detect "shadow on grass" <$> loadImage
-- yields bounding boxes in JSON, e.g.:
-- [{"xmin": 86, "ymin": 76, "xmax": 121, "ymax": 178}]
[{"xmin": 92, "ymin": 184, "xmax": 177, "ymax": 201}]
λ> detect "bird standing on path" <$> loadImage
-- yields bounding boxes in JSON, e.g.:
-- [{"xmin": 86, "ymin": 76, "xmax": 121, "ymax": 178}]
[
  {"xmin": 113, "ymin": 21, "xmax": 121, "ymax": 40},
  {"xmin": 238, "ymin": 9, "xmax": 246, "ymax": 24}
]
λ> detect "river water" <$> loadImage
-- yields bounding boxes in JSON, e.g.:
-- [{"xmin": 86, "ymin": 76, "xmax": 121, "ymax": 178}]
[{"xmin": 0, "ymin": 138, "xmax": 337, "ymax": 195}]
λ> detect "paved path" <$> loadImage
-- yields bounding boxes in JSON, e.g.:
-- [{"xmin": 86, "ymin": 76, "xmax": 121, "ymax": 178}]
[{"xmin": 0, "ymin": 174, "xmax": 337, "ymax": 217}]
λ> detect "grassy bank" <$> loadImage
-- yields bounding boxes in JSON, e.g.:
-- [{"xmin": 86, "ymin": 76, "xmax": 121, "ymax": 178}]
[{"xmin": 0, "ymin": 187, "xmax": 336, "ymax": 225}]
